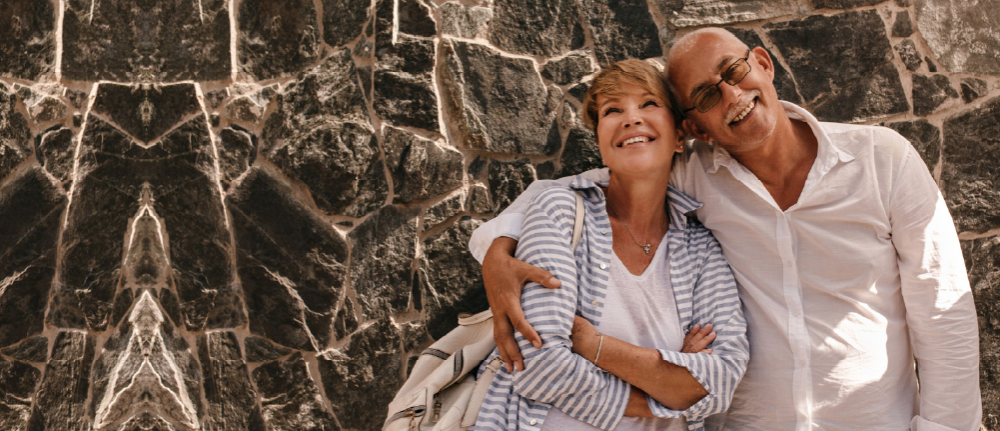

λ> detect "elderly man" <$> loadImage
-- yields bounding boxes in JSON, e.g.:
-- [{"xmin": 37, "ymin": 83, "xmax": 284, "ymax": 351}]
[{"xmin": 469, "ymin": 28, "xmax": 981, "ymax": 431}]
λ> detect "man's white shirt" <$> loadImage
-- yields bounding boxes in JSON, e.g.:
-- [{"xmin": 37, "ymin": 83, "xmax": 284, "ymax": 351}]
[{"xmin": 468, "ymin": 102, "xmax": 981, "ymax": 431}]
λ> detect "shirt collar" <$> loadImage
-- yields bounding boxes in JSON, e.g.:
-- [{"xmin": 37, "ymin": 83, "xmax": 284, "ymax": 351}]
[
  {"xmin": 706, "ymin": 101, "xmax": 855, "ymax": 173},
  {"xmin": 567, "ymin": 174, "xmax": 704, "ymax": 230}
]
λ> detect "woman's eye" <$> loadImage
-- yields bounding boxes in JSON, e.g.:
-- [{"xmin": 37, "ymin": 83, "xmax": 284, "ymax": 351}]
[
  {"xmin": 642, "ymin": 100, "xmax": 659, "ymax": 108},
  {"xmin": 602, "ymin": 107, "xmax": 621, "ymax": 117}
]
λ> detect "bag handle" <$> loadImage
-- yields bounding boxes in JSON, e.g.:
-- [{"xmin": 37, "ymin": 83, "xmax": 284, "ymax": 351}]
[{"xmin": 571, "ymin": 191, "xmax": 584, "ymax": 253}]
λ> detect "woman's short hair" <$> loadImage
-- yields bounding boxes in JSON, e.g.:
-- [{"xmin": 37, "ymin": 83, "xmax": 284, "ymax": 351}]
[{"xmin": 581, "ymin": 59, "xmax": 678, "ymax": 132}]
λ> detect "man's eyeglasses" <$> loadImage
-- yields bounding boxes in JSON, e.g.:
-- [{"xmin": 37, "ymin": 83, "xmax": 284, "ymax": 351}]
[{"xmin": 681, "ymin": 49, "xmax": 752, "ymax": 115}]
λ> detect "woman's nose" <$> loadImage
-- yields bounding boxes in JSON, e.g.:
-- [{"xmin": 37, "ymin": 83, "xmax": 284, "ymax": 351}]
[{"xmin": 624, "ymin": 113, "xmax": 642, "ymax": 127}]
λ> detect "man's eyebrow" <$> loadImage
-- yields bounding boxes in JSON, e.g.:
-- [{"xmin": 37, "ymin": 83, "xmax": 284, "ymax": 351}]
[{"xmin": 688, "ymin": 55, "xmax": 737, "ymax": 99}]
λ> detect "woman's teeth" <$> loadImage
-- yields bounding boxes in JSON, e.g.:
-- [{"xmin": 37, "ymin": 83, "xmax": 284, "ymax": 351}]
[
  {"xmin": 620, "ymin": 136, "xmax": 649, "ymax": 147},
  {"xmin": 732, "ymin": 98, "xmax": 756, "ymax": 124}
]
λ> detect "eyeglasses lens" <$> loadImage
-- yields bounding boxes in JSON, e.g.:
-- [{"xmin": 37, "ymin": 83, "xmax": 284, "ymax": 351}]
[{"xmin": 694, "ymin": 58, "xmax": 752, "ymax": 113}]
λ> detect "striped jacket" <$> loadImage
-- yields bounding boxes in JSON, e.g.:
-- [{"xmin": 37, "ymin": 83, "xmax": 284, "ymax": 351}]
[{"xmin": 471, "ymin": 176, "xmax": 749, "ymax": 431}]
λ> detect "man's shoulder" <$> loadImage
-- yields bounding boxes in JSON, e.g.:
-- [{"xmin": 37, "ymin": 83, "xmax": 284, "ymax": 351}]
[{"xmin": 819, "ymin": 121, "xmax": 912, "ymax": 160}]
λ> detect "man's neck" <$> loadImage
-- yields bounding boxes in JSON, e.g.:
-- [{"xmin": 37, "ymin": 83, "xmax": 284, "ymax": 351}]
[{"xmin": 730, "ymin": 114, "xmax": 819, "ymax": 211}]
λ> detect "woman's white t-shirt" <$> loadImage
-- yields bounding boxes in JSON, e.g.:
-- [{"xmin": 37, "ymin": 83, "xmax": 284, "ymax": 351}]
[{"xmin": 541, "ymin": 233, "xmax": 688, "ymax": 431}]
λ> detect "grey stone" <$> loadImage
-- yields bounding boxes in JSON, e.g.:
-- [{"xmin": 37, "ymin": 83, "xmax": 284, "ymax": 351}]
[
  {"xmin": 895, "ymin": 40, "xmax": 923, "ymax": 72},
  {"xmin": 961, "ymin": 78, "xmax": 988, "ymax": 104},
  {"xmin": 0, "ymin": 168, "xmax": 65, "ymax": 347},
  {"xmin": 652, "ymin": 0, "xmax": 797, "ymax": 28},
  {"xmin": 467, "ymin": 184, "xmax": 493, "ymax": 214},
  {"xmin": 62, "ymin": 0, "xmax": 230, "ymax": 82},
  {"xmin": 21, "ymin": 93, "xmax": 68, "ymax": 124},
  {"xmin": 253, "ymin": 353, "xmax": 339, "ymax": 430},
  {"xmin": 91, "ymin": 83, "xmax": 202, "ymax": 145},
  {"xmin": 726, "ymin": 28, "xmax": 802, "ymax": 105},
  {"xmin": 238, "ymin": 0, "xmax": 320, "ymax": 79},
  {"xmin": 245, "ymin": 336, "xmax": 294, "ymax": 362},
  {"xmin": 383, "ymin": 126, "xmax": 464, "ymax": 203},
  {"xmin": 440, "ymin": 3, "xmax": 492, "ymax": 38},
  {"xmin": 542, "ymin": 53, "xmax": 596, "ymax": 86},
  {"xmin": 322, "ymin": 0, "xmax": 371, "ymax": 48},
  {"xmin": 441, "ymin": 40, "xmax": 560, "ymax": 155},
  {"xmin": 422, "ymin": 218, "xmax": 490, "ymax": 338},
  {"xmin": 915, "ymin": 0, "xmax": 1000, "ymax": 75},
  {"xmin": 559, "ymin": 126, "xmax": 601, "ymax": 177},
  {"xmin": 569, "ymin": 82, "xmax": 590, "ymax": 101},
  {"xmin": 217, "ymin": 127, "xmax": 257, "ymax": 187},
  {"xmin": 0, "ymin": 336, "xmax": 47, "ymax": 362},
  {"xmin": 262, "ymin": 49, "xmax": 387, "ymax": 217},
  {"xmin": 0, "ymin": 85, "xmax": 31, "ymax": 181},
  {"xmin": 581, "ymin": 0, "xmax": 661, "ymax": 65},
  {"xmin": 372, "ymin": 35, "xmax": 439, "ymax": 131},
  {"xmin": 333, "ymin": 295, "xmax": 359, "ymax": 340},
  {"xmin": 0, "ymin": 0, "xmax": 54, "ymax": 80},
  {"xmin": 467, "ymin": 156, "xmax": 487, "ymax": 179},
  {"xmin": 812, "ymin": 0, "xmax": 883, "ymax": 7},
  {"xmin": 489, "ymin": 158, "xmax": 536, "ymax": 214},
  {"xmin": 36, "ymin": 127, "xmax": 76, "ymax": 182},
  {"xmin": 942, "ymin": 96, "xmax": 1000, "ymax": 233},
  {"xmin": 963, "ymin": 237, "xmax": 1000, "ymax": 427},
  {"xmin": 112, "ymin": 412, "xmax": 185, "ymax": 431},
  {"xmin": 885, "ymin": 120, "xmax": 940, "ymax": 170},
  {"xmin": 199, "ymin": 332, "xmax": 260, "ymax": 431},
  {"xmin": 912, "ymin": 74, "xmax": 959, "ymax": 116},
  {"xmin": 487, "ymin": 0, "xmax": 584, "ymax": 57},
  {"xmin": 349, "ymin": 205, "xmax": 419, "ymax": 318},
  {"xmin": 424, "ymin": 192, "xmax": 466, "ymax": 230},
  {"xmin": 225, "ymin": 95, "xmax": 267, "ymax": 124},
  {"xmin": 926, "ymin": 57, "xmax": 938, "ymax": 73},
  {"xmin": 766, "ymin": 11, "xmax": 908, "ymax": 122},
  {"xmin": 0, "ymin": 357, "xmax": 41, "ymax": 429},
  {"xmin": 228, "ymin": 168, "xmax": 350, "ymax": 351},
  {"xmin": 892, "ymin": 10, "xmax": 914, "ymax": 38},
  {"xmin": 319, "ymin": 319, "xmax": 401, "ymax": 430},
  {"xmin": 31, "ymin": 331, "xmax": 94, "ymax": 430}
]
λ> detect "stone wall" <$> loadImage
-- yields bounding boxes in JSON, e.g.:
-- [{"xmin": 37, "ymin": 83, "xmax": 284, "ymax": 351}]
[{"xmin": 0, "ymin": 0, "xmax": 997, "ymax": 429}]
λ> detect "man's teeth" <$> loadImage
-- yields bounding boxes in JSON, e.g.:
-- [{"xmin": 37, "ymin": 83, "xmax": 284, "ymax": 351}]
[
  {"xmin": 732, "ymin": 99, "xmax": 756, "ymax": 123},
  {"xmin": 620, "ymin": 136, "xmax": 649, "ymax": 147}
]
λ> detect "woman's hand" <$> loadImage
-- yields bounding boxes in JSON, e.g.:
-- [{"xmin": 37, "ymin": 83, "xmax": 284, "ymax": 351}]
[{"xmin": 681, "ymin": 323, "xmax": 716, "ymax": 354}]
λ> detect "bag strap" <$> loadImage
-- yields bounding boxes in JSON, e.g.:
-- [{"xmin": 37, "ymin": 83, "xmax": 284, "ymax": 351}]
[{"xmin": 571, "ymin": 191, "xmax": 584, "ymax": 253}]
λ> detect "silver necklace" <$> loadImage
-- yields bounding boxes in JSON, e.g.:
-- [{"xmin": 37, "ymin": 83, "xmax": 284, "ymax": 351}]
[{"xmin": 619, "ymin": 218, "xmax": 652, "ymax": 255}]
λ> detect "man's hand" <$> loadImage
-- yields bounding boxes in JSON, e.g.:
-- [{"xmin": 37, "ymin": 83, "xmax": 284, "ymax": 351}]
[
  {"xmin": 483, "ymin": 237, "xmax": 561, "ymax": 372},
  {"xmin": 681, "ymin": 323, "xmax": 716, "ymax": 354}
]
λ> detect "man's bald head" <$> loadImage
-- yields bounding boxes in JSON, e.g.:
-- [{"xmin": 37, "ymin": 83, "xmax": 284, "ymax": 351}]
[{"xmin": 665, "ymin": 28, "xmax": 749, "ymax": 93}]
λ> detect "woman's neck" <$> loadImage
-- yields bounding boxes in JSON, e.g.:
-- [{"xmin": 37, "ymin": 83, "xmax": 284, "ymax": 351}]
[{"xmin": 604, "ymin": 172, "xmax": 670, "ymax": 233}]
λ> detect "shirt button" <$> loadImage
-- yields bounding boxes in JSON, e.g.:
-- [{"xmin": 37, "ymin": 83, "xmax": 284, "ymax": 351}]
[
  {"xmin": 592, "ymin": 300, "xmax": 600, "ymax": 307},
  {"xmin": 601, "ymin": 228, "xmax": 608, "ymax": 234},
  {"xmin": 792, "ymin": 311, "xmax": 802, "ymax": 317},
  {"xmin": 530, "ymin": 419, "xmax": 538, "ymax": 425},
  {"xmin": 599, "ymin": 263, "xmax": 607, "ymax": 270}
]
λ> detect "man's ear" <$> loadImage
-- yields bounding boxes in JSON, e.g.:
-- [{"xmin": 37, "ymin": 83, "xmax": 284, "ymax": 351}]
[
  {"xmin": 682, "ymin": 118, "xmax": 711, "ymax": 143},
  {"xmin": 751, "ymin": 46, "xmax": 775, "ymax": 82}
]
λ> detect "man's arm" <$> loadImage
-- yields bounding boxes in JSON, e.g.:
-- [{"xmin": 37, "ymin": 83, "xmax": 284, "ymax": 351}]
[{"xmin": 890, "ymin": 144, "xmax": 981, "ymax": 431}]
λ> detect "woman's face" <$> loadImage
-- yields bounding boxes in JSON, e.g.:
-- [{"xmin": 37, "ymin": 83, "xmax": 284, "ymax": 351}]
[{"xmin": 595, "ymin": 82, "xmax": 683, "ymax": 178}]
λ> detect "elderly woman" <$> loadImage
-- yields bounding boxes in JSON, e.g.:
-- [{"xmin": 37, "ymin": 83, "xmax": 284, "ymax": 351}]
[{"xmin": 469, "ymin": 59, "xmax": 748, "ymax": 431}]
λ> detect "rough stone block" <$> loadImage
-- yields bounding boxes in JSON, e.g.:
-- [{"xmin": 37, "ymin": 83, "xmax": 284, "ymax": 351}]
[
  {"xmin": 912, "ymin": 74, "xmax": 959, "ymax": 116},
  {"xmin": 895, "ymin": 39, "xmax": 923, "ymax": 72},
  {"xmin": 253, "ymin": 353, "xmax": 338, "ymax": 430},
  {"xmin": 36, "ymin": 127, "xmax": 75, "ymax": 182},
  {"xmin": 322, "ymin": 0, "xmax": 371, "ymax": 48},
  {"xmin": 488, "ymin": 158, "xmax": 536, "ymax": 214},
  {"xmin": 727, "ymin": 28, "xmax": 802, "ymax": 105},
  {"xmin": 423, "ymin": 192, "xmax": 466, "ymax": 230},
  {"xmin": 0, "ymin": 0, "xmax": 54, "ymax": 80},
  {"xmin": 960, "ymin": 78, "xmax": 988, "ymax": 104},
  {"xmin": 199, "ymin": 332, "xmax": 260, "ymax": 431},
  {"xmin": 813, "ymin": 0, "xmax": 883, "ymax": 8},
  {"xmin": 915, "ymin": 0, "xmax": 1000, "ymax": 75},
  {"xmin": 542, "ymin": 53, "xmax": 596, "ymax": 86},
  {"xmin": 383, "ymin": 126, "xmax": 464, "ymax": 203},
  {"xmin": 963, "ymin": 237, "xmax": 1000, "ymax": 429},
  {"xmin": 372, "ymin": 35, "xmax": 439, "ymax": 131},
  {"xmin": 892, "ymin": 10, "xmax": 914, "ymax": 38},
  {"xmin": 217, "ymin": 127, "xmax": 257, "ymax": 187},
  {"xmin": 91, "ymin": 84, "xmax": 202, "ymax": 145},
  {"xmin": 582, "ymin": 0, "xmax": 661, "ymax": 65},
  {"xmin": 228, "ymin": 168, "xmax": 349, "ymax": 351},
  {"xmin": 319, "ymin": 319, "xmax": 402, "ymax": 430},
  {"xmin": 238, "ymin": 0, "xmax": 320, "ymax": 80},
  {"xmin": 467, "ymin": 183, "xmax": 493, "ymax": 214},
  {"xmin": 652, "ymin": 0, "xmax": 798, "ymax": 28},
  {"xmin": 0, "ymin": 336, "xmax": 47, "ymax": 363},
  {"xmin": 62, "ymin": 0, "xmax": 230, "ymax": 82},
  {"xmin": 245, "ymin": 336, "xmax": 294, "ymax": 363},
  {"xmin": 262, "ymin": 49, "xmax": 387, "ymax": 217},
  {"xmin": 558, "ymin": 125, "xmax": 601, "ymax": 178},
  {"xmin": 441, "ymin": 40, "xmax": 560, "ymax": 155},
  {"xmin": 884, "ymin": 120, "xmax": 940, "ymax": 171},
  {"xmin": 0, "ymin": 85, "xmax": 31, "ymax": 181},
  {"xmin": 942, "ymin": 97, "xmax": 1000, "ymax": 233},
  {"xmin": 440, "ymin": 3, "xmax": 492, "ymax": 39},
  {"xmin": 487, "ymin": 0, "xmax": 584, "ymax": 57},
  {"xmin": 30, "ymin": 331, "xmax": 95, "ymax": 430},
  {"xmin": 0, "ymin": 357, "xmax": 41, "ymax": 429},
  {"xmin": 422, "ymin": 218, "xmax": 490, "ymax": 338},
  {"xmin": 349, "ymin": 205, "xmax": 419, "ymax": 318},
  {"xmin": 766, "ymin": 11, "xmax": 908, "ymax": 122}
]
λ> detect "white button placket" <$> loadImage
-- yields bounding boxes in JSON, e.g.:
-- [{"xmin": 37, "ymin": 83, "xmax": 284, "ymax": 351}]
[{"xmin": 776, "ymin": 210, "xmax": 813, "ymax": 431}]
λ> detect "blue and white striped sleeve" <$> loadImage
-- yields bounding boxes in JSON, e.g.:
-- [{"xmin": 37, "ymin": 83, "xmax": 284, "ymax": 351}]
[
  {"xmin": 510, "ymin": 187, "xmax": 630, "ymax": 430},
  {"xmin": 647, "ymin": 224, "xmax": 749, "ymax": 421}
]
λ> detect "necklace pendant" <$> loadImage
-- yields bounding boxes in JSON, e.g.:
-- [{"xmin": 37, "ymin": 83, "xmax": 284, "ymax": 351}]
[{"xmin": 642, "ymin": 244, "xmax": 651, "ymax": 255}]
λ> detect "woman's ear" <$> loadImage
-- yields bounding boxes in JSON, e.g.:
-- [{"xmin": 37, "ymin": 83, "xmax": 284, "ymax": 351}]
[
  {"xmin": 682, "ymin": 117, "xmax": 711, "ymax": 143},
  {"xmin": 674, "ymin": 128, "xmax": 686, "ymax": 153}
]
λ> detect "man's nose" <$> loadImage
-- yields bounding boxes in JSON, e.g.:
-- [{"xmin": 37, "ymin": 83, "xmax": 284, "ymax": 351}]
[{"xmin": 719, "ymin": 81, "xmax": 744, "ymax": 105}]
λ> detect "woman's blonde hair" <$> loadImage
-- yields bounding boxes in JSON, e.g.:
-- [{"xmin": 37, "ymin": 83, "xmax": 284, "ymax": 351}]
[{"xmin": 581, "ymin": 59, "xmax": 677, "ymax": 132}]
